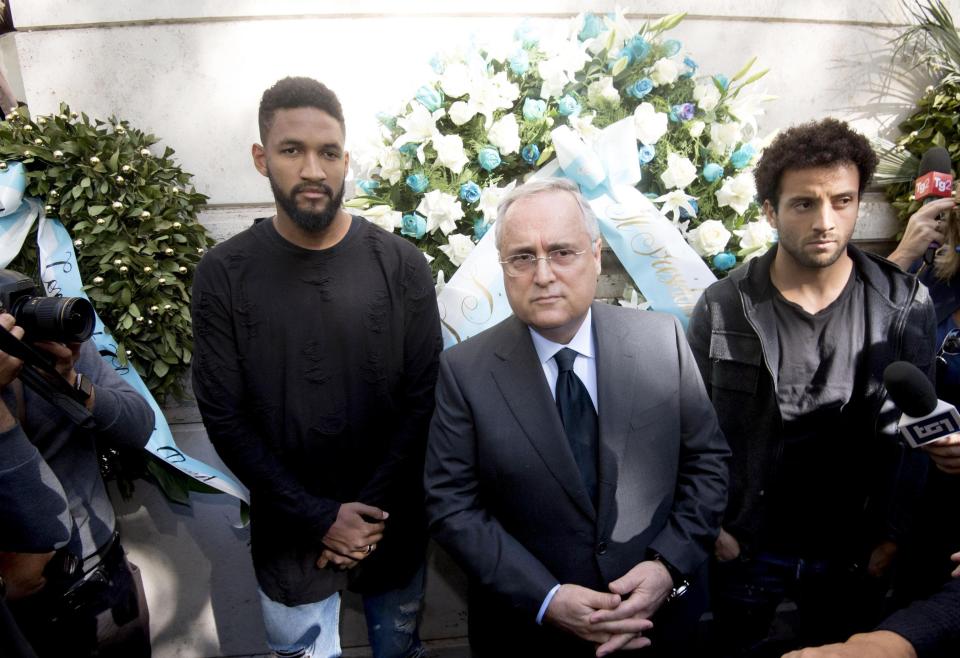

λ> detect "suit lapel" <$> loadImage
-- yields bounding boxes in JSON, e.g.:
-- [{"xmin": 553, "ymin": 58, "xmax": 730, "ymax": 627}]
[
  {"xmin": 491, "ymin": 317, "xmax": 596, "ymax": 521},
  {"xmin": 593, "ymin": 303, "xmax": 639, "ymax": 538}
]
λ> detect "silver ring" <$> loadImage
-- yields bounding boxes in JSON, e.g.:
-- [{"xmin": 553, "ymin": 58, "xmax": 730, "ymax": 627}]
[{"xmin": 363, "ymin": 544, "xmax": 372, "ymax": 554}]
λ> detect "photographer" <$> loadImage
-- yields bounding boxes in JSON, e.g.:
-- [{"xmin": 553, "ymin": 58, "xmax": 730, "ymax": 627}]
[{"xmin": 0, "ymin": 293, "xmax": 155, "ymax": 657}]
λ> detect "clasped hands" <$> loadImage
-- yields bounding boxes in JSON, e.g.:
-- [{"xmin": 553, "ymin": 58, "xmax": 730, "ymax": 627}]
[
  {"xmin": 315, "ymin": 501, "xmax": 388, "ymax": 571},
  {"xmin": 545, "ymin": 559, "xmax": 673, "ymax": 657}
]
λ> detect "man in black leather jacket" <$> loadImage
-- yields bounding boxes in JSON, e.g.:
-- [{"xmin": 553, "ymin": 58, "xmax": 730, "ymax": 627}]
[{"xmin": 687, "ymin": 118, "xmax": 936, "ymax": 656}]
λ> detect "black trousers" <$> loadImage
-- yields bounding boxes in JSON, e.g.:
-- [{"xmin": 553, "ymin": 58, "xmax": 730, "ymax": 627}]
[{"xmin": 10, "ymin": 539, "xmax": 150, "ymax": 658}]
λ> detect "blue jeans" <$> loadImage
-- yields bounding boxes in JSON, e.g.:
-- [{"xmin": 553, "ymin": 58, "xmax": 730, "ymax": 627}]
[{"xmin": 258, "ymin": 564, "xmax": 426, "ymax": 658}]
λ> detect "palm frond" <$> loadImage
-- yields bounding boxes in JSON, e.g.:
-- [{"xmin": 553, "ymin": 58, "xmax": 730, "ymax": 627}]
[
  {"xmin": 894, "ymin": 0, "xmax": 960, "ymax": 78},
  {"xmin": 872, "ymin": 137, "xmax": 920, "ymax": 186}
]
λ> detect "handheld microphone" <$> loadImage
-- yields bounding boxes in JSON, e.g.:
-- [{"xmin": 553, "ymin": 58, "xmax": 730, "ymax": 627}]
[
  {"xmin": 884, "ymin": 361, "xmax": 960, "ymax": 448},
  {"xmin": 914, "ymin": 147, "xmax": 954, "ymax": 265}
]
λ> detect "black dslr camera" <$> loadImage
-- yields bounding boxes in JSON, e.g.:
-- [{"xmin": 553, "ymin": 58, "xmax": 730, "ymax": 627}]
[
  {"xmin": 0, "ymin": 269, "xmax": 95, "ymax": 343},
  {"xmin": 0, "ymin": 269, "xmax": 95, "ymax": 426}
]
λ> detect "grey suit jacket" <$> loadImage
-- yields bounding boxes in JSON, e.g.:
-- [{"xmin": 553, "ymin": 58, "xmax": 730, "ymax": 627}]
[{"xmin": 425, "ymin": 302, "xmax": 729, "ymax": 631}]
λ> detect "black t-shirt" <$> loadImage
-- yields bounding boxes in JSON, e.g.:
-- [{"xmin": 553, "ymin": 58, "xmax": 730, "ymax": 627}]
[{"xmin": 761, "ymin": 270, "xmax": 866, "ymax": 556}]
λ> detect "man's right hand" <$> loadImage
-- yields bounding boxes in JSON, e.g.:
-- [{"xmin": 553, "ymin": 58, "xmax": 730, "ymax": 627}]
[
  {"xmin": 715, "ymin": 527, "xmax": 741, "ymax": 562},
  {"xmin": 886, "ymin": 197, "xmax": 956, "ymax": 270},
  {"xmin": 319, "ymin": 501, "xmax": 387, "ymax": 565},
  {"xmin": 543, "ymin": 584, "xmax": 624, "ymax": 644},
  {"xmin": 0, "ymin": 313, "xmax": 24, "ymax": 387}
]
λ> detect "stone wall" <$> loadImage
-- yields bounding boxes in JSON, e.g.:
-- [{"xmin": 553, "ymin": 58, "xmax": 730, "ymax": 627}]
[{"xmin": 4, "ymin": 2, "xmax": 947, "ymax": 655}]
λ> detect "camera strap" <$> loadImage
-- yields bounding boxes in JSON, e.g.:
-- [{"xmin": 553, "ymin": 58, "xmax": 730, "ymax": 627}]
[{"xmin": 0, "ymin": 324, "xmax": 93, "ymax": 427}]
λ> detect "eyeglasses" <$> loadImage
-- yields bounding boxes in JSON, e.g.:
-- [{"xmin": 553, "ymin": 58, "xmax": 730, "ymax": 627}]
[{"xmin": 498, "ymin": 248, "xmax": 588, "ymax": 277}]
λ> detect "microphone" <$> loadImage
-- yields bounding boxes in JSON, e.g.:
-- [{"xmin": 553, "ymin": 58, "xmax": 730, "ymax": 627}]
[
  {"xmin": 914, "ymin": 146, "xmax": 954, "ymax": 265},
  {"xmin": 884, "ymin": 361, "xmax": 960, "ymax": 448}
]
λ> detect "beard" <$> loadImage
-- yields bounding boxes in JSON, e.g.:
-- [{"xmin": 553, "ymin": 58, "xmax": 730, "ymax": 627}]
[{"xmin": 268, "ymin": 172, "xmax": 345, "ymax": 233}]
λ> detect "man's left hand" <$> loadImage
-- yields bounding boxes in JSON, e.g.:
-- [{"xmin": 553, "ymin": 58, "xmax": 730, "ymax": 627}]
[
  {"xmin": 922, "ymin": 434, "xmax": 960, "ymax": 474},
  {"xmin": 781, "ymin": 631, "xmax": 917, "ymax": 658},
  {"xmin": 32, "ymin": 340, "xmax": 82, "ymax": 385},
  {"xmin": 588, "ymin": 560, "xmax": 673, "ymax": 656},
  {"xmin": 951, "ymin": 550, "xmax": 960, "ymax": 578}
]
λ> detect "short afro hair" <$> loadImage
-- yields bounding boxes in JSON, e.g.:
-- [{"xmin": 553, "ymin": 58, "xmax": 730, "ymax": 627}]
[
  {"xmin": 753, "ymin": 118, "xmax": 877, "ymax": 210},
  {"xmin": 258, "ymin": 77, "xmax": 345, "ymax": 143}
]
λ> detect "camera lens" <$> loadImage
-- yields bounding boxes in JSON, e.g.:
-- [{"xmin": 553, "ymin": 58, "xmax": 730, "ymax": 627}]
[{"xmin": 14, "ymin": 296, "xmax": 96, "ymax": 343}]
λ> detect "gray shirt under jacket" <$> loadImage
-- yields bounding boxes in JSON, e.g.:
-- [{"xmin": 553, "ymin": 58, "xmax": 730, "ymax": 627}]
[{"xmin": 0, "ymin": 340, "xmax": 155, "ymax": 559}]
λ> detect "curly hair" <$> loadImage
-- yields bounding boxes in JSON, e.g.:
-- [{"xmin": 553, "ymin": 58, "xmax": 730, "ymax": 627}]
[
  {"xmin": 258, "ymin": 77, "xmax": 345, "ymax": 143},
  {"xmin": 753, "ymin": 118, "xmax": 878, "ymax": 210}
]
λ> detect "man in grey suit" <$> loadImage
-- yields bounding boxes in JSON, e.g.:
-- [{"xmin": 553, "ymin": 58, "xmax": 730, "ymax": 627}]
[{"xmin": 425, "ymin": 178, "xmax": 729, "ymax": 657}]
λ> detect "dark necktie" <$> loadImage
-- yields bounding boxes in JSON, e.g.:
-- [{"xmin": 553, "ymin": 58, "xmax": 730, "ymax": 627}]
[{"xmin": 554, "ymin": 347, "xmax": 599, "ymax": 507}]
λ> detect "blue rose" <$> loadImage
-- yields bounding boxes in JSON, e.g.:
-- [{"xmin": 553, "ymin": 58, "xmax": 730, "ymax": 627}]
[
  {"xmin": 478, "ymin": 147, "xmax": 501, "ymax": 172},
  {"xmin": 356, "ymin": 179, "xmax": 380, "ymax": 196},
  {"xmin": 405, "ymin": 173, "xmax": 429, "ymax": 194},
  {"xmin": 522, "ymin": 98, "xmax": 547, "ymax": 122},
  {"xmin": 626, "ymin": 78, "xmax": 654, "ymax": 100},
  {"xmin": 459, "ymin": 181, "xmax": 481, "ymax": 204},
  {"xmin": 682, "ymin": 56, "xmax": 698, "ymax": 78},
  {"xmin": 401, "ymin": 214, "xmax": 427, "ymax": 239},
  {"xmin": 679, "ymin": 103, "xmax": 696, "ymax": 121},
  {"xmin": 429, "ymin": 55, "xmax": 445, "ymax": 75},
  {"xmin": 713, "ymin": 252, "xmax": 737, "ymax": 271},
  {"xmin": 399, "ymin": 142, "xmax": 419, "ymax": 157},
  {"xmin": 638, "ymin": 145, "xmax": 656, "ymax": 165},
  {"xmin": 521, "ymin": 144, "xmax": 541, "ymax": 165},
  {"xmin": 680, "ymin": 199, "xmax": 699, "ymax": 220},
  {"xmin": 663, "ymin": 39, "xmax": 682, "ymax": 57},
  {"xmin": 714, "ymin": 74, "xmax": 730, "ymax": 91},
  {"xmin": 669, "ymin": 105, "xmax": 681, "ymax": 123},
  {"xmin": 730, "ymin": 144, "xmax": 756, "ymax": 170},
  {"xmin": 703, "ymin": 163, "xmax": 724, "ymax": 183},
  {"xmin": 578, "ymin": 13, "xmax": 604, "ymax": 41},
  {"xmin": 474, "ymin": 218, "xmax": 490, "ymax": 241},
  {"xmin": 376, "ymin": 112, "xmax": 397, "ymax": 129},
  {"xmin": 509, "ymin": 51, "xmax": 530, "ymax": 76},
  {"xmin": 557, "ymin": 95, "xmax": 581, "ymax": 117},
  {"xmin": 627, "ymin": 35, "xmax": 651, "ymax": 61},
  {"xmin": 415, "ymin": 85, "xmax": 444, "ymax": 111}
]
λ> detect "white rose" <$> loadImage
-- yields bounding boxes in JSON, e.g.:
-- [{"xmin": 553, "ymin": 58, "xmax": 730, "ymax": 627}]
[
  {"xmin": 439, "ymin": 63, "xmax": 472, "ymax": 99},
  {"xmin": 378, "ymin": 148, "xmax": 406, "ymax": 185},
  {"xmin": 710, "ymin": 122, "xmax": 742, "ymax": 155},
  {"xmin": 688, "ymin": 219, "xmax": 732, "ymax": 257},
  {"xmin": 538, "ymin": 58, "xmax": 572, "ymax": 99},
  {"xmin": 633, "ymin": 103, "xmax": 669, "ymax": 145},
  {"xmin": 660, "ymin": 153, "xmax": 698, "ymax": 190},
  {"xmin": 477, "ymin": 181, "xmax": 516, "ymax": 222},
  {"xmin": 433, "ymin": 132, "xmax": 469, "ymax": 174},
  {"xmin": 417, "ymin": 189, "xmax": 465, "ymax": 235},
  {"xmin": 650, "ymin": 58, "xmax": 680, "ymax": 86},
  {"xmin": 587, "ymin": 76, "xmax": 620, "ymax": 106},
  {"xmin": 688, "ymin": 120, "xmax": 705, "ymax": 138},
  {"xmin": 363, "ymin": 205, "xmax": 402, "ymax": 232},
  {"xmin": 448, "ymin": 101, "xmax": 476, "ymax": 126},
  {"xmin": 735, "ymin": 220, "xmax": 777, "ymax": 255},
  {"xmin": 693, "ymin": 81, "xmax": 721, "ymax": 111},
  {"xmin": 487, "ymin": 114, "xmax": 521, "ymax": 155},
  {"xmin": 439, "ymin": 233, "xmax": 476, "ymax": 267},
  {"xmin": 716, "ymin": 173, "xmax": 757, "ymax": 216}
]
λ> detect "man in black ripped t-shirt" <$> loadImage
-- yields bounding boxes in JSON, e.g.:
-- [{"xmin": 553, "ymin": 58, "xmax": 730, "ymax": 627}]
[
  {"xmin": 191, "ymin": 78, "xmax": 441, "ymax": 658},
  {"xmin": 687, "ymin": 119, "xmax": 936, "ymax": 656}
]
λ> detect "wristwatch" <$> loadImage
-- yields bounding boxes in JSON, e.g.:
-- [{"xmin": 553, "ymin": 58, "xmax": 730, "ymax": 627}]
[
  {"xmin": 74, "ymin": 372, "xmax": 93, "ymax": 401},
  {"xmin": 650, "ymin": 552, "xmax": 690, "ymax": 603}
]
